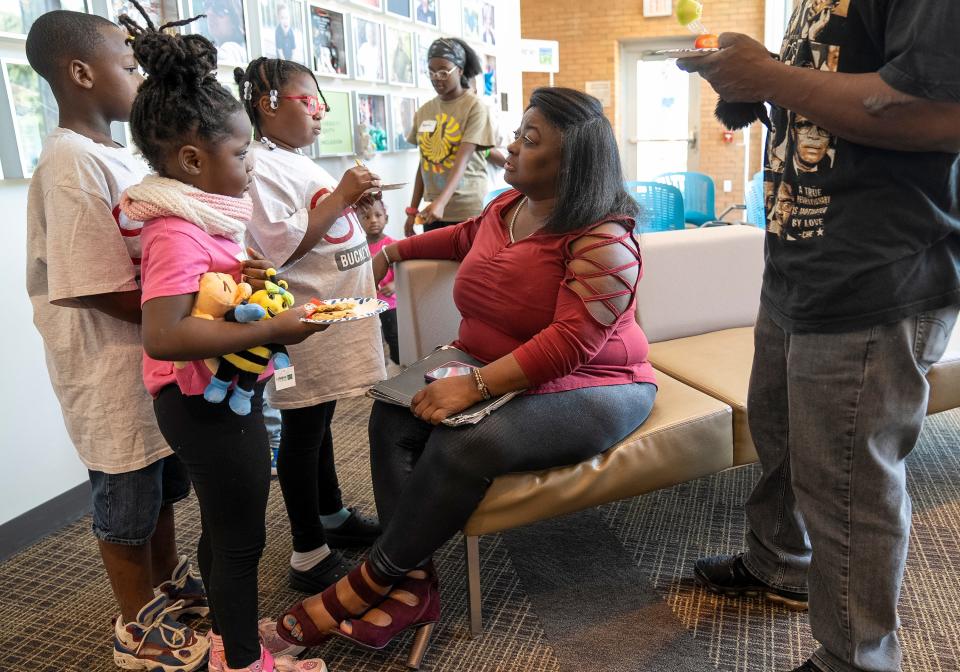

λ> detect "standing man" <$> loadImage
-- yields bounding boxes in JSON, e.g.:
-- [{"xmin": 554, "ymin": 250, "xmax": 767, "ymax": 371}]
[{"xmin": 679, "ymin": 2, "xmax": 960, "ymax": 672}]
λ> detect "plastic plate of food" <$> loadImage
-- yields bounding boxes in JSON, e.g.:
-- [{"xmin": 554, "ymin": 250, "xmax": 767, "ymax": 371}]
[
  {"xmin": 648, "ymin": 47, "xmax": 720, "ymax": 57},
  {"xmin": 301, "ymin": 297, "xmax": 389, "ymax": 324}
]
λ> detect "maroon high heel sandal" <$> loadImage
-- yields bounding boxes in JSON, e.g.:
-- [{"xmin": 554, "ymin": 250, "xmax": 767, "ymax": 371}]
[
  {"xmin": 276, "ymin": 563, "xmax": 387, "ymax": 647},
  {"xmin": 335, "ymin": 569, "xmax": 441, "ymax": 670}
]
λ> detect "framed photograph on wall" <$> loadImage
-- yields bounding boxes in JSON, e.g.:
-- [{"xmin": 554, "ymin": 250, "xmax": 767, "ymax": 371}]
[
  {"xmin": 187, "ymin": 0, "xmax": 249, "ymax": 67},
  {"xmin": 108, "ymin": 0, "xmax": 175, "ymax": 27},
  {"xmin": 0, "ymin": 0, "xmax": 87, "ymax": 38},
  {"xmin": 385, "ymin": 0, "xmax": 410, "ymax": 20},
  {"xmin": 415, "ymin": 33, "xmax": 431, "ymax": 88},
  {"xmin": 482, "ymin": 53, "xmax": 496, "ymax": 97},
  {"xmin": 309, "ymin": 4, "xmax": 348, "ymax": 78},
  {"xmin": 350, "ymin": 0, "xmax": 382, "ymax": 10},
  {"xmin": 461, "ymin": 0, "xmax": 481, "ymax": 42},
  {"xmin": 386, "ymin": 26, "xmax": 414, "ymax": 86},
  {"xmin": 355, "ymin": 92, "xmax": 389, "ymax": 154},
  {"xmin": 390, "ymin": 94, "xmax": 417, "ymax": 151},
  {"xmin": 413, "ymin": 0, "xmax": 436, "ymax": 28},
  {"xmin": 259, "ymin": 0, "xmax": 308, "ymax": 64},
  {"xmin": 0, "ymin": 59, "xmax": 58, "ymax": 178},
  {"xmin": 352, "ymin": 16, "xmax": 385, "ymax": 82},
  {"xmin": 480, "ymin": 1, "xmax": 495, "ymax": 46},
  {"xmin": 316, "ymin": 88, "xmax": 354, "ymax": 156}
]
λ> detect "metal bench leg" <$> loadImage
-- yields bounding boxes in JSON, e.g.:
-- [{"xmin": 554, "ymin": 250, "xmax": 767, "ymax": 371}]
[{"xmin": 465, "ymin": 534, "xmax": 482, "ymax": 637}]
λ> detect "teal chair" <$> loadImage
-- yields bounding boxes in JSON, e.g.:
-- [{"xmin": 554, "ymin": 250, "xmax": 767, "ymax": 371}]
[
  {"xmin": 654, "ymin": 171, "xmax": 716, "ymax": 226},
  {"xmin": 482, "ymin": 187, "xmax": 510, "ymax": 206},
  {"xmin": 625, "ymin": 181, "xmax": 685, "ymax": 232},
  {"xmin": 744, "ymin": 171, "xmax": 766, "ymax": 229}
]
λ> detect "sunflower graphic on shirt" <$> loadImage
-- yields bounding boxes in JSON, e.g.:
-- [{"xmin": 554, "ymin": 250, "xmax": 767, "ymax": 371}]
[{"xmin": 418, "ymin": 112, "xmax": 463, "ymax": 174}]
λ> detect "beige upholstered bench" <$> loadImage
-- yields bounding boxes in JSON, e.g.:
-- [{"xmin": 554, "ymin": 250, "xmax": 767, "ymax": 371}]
[{"xmin": 393, "ymin": 225, "xmax": 959, "ymax": 635}]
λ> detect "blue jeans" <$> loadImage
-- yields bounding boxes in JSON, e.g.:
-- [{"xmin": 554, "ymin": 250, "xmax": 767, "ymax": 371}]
[
  {"xmin": 88, "ymin": 455, "xmax": 190, "ymax": 545},
  {"xmin": 743, "ymin": 304, "xmax": 959, "ymax": 672}
]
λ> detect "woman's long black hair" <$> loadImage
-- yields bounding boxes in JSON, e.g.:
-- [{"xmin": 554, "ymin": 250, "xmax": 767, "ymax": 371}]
[
  {"xmin": 119, "ymin": 0, "xmax": 243, "ymax": 171},
  {"xmin": 528, "ymin": 87, "xmax": 639, "ymax": 234}
]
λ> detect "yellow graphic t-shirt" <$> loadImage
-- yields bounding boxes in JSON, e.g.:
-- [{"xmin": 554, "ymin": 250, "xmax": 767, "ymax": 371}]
[{"xmin": 407, "ymin": 91, "xmax": 496, "ymax": 222}]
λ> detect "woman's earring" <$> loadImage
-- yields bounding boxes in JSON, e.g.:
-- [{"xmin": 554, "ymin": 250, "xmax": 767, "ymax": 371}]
[
  {"xmin": 269, "ymin": 89, "xmax": 279, "ymax": 110},
  {"xmin": 242, "ymin": 81, "xmax": 252, "ymax": 101}
]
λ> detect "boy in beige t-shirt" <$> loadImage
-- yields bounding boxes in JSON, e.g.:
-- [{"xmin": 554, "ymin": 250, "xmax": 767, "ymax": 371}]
[{"xmin": 24, "ymin": 11, "xmax": 208, "ymax": 669}]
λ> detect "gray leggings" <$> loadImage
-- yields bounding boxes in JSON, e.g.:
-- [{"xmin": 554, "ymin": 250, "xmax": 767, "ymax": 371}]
[{"xmin": 367, "ymin": 382, "xmax": 657, "ymax": 582}]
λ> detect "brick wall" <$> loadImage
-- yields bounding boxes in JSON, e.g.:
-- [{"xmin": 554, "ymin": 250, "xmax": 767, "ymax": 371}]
[{"xmin": 519, "ymin": 0, "xmax": 766, "ymax": 215}]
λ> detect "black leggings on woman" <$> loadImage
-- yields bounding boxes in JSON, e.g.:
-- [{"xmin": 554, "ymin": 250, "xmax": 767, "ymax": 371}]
[
  {"xmin": 366, "ymin": 382, "xmax": 657, "ymax": 583},
  {"xmin": 154, "ymin": 383, "xmax": 269, "ymax": 669},
  {"xmin": 276, "ymin": 400, "xmax": 344, "ymax": 553}
]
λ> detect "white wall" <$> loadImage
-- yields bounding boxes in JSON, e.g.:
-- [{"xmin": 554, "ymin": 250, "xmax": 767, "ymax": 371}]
[
  {"xmin": 2, "ymin": 180, "xmax": 88, "ymax": 525},
  {"xmin": 0, "ymin": 0, "xmax": 522, "ymax": 525}
]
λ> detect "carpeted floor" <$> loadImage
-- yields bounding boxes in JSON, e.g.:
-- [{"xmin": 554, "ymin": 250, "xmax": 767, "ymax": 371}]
[{"xmin": 2, "ymin": 398, "xmax": 958, "ymax": 672}]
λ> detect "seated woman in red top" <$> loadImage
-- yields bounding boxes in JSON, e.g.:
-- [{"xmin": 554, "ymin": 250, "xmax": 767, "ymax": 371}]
[{"xmin": 276, "ymin": 87, "xmax": 658, "ymax": 660}]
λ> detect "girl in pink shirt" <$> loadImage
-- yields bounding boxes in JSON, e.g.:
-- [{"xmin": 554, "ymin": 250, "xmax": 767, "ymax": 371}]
[{"xmin": 119, "ymin": 8, "xmax": 328, "ymax": 672}]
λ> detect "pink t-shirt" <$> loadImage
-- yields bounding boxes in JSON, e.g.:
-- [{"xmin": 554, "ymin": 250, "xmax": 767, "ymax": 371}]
[
  {"xmin": 368, "ymin": 235, "xmax": 398, "ymax": 310},
  {"xmin": 140, "ymin": 216, "xmax": 274, "ymax": 397}
]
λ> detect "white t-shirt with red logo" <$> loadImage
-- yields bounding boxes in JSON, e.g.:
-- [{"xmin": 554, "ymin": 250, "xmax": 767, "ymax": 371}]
[
  {"xmin": 25, "ymin": 128, "xmax": 169, "ymax": 474},
  {"xmin": 245, "ymin": 143, "xmax": 385, "ymax": 409}
]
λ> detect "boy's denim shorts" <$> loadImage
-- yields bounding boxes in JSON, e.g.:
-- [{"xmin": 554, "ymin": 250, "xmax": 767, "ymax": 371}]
[{"xmin": 88, "ymin": 455, "xmax": 191, "ymax": 545}]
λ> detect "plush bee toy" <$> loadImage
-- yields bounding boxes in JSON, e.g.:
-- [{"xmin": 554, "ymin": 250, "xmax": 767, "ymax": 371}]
[{"xmin": 197, "ymin": 269, "xmax": 295, "ymax": 415}]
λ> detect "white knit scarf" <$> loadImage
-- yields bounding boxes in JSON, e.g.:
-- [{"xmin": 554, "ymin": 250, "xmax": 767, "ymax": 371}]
[{"xmin": 120, "ymin": 175, "xmax": 252, "ymax": 242}]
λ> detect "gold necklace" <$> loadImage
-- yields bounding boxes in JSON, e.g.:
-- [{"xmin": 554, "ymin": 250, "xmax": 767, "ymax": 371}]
[{"xmin": 508, "ymin": 197, "xmax": 528, "ymax": 244}]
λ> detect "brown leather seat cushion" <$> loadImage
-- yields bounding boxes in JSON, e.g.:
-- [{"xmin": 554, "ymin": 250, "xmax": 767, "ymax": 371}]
[{"xmin": 464, "ymin": 372, "xmax": 733, "ymax": 537}]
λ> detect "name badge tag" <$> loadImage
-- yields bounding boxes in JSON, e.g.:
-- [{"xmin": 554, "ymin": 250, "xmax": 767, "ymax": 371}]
[
  {"xmin": 418, "ymin": 120, "xmax": 437, "ymax": 133},
  {"xmin": 274, "ymin": 366, "xmax": 296, "ymax": 390}
]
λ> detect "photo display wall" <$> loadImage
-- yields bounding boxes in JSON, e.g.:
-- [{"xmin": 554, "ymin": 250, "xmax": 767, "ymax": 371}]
[{"xmin": 0, "ymin": 0, "xmax": 507, "ymax": 177}]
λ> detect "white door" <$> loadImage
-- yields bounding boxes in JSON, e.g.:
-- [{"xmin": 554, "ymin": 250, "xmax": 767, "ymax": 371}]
[{"xmin": 621, "ymin": 41, "xmax": 701, "ymax": 181}]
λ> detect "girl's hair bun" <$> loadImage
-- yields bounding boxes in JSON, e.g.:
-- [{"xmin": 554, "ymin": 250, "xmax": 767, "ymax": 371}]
[{"xmin": 119, "ymin": 0, "xmax": 218, "ymax": 89}]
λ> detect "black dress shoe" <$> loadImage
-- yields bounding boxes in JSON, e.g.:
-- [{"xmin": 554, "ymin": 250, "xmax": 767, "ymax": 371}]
[
  {"xmin": 324, "ymin": 507, "xmax": 382, "ymax": 549},
  {"xmin": 288, "ymin": 549, "xmax": 351, "ymax": 593},
  {"xmin": 694, "ymin": 553, "xmax": 809, "ymax": 610},
  {"xmin": 789, "ymin": 661, "xmax": 821, "ymax": 671}
]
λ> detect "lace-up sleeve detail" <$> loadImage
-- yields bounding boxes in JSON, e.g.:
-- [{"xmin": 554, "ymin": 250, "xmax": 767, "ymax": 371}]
[
  {"xmin": 565, "ymin": 221, "xmax": 642, "ymax": 326},
  {"xmin": 512, "ymin": 219, "xmax": 644, "ymax": 387}
]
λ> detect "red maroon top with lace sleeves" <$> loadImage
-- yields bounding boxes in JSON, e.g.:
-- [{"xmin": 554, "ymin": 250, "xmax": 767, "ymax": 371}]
[{"xmin": 395, "ymin": 190, "xmax": 657, "ymax": 394}]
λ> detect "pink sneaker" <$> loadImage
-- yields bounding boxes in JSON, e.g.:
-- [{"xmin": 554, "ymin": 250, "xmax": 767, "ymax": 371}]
[
  {"xmin": 218, "ymin": 646, "xmax": 327, "ymax": 672},
  {"xmin": 207, "ymin": 623, "xmax": 306, "ymax": 672}
]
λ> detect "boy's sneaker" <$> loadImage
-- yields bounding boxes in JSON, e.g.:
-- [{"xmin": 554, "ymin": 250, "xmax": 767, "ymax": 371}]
[
  {"xmin": 156, "ymin": 555, "xmax": 209, "ymax": 619},
  {"xmin": 694, "ymin": 553, "xmax": 808, "ymax": 610},
  {"xmin": 113, "ymin": 594, "xmax": 208, "ymax": 672},
  {"xmin": 212, "ymin": 644, "xmax": 325, "ymax": 672},
  {"xmin": 207, "ymin": 621, "xmax": 306, "ymax": 671},
  {"xmin": 323, "ymin": 507, "xmax": 382, "ymax": 548}
]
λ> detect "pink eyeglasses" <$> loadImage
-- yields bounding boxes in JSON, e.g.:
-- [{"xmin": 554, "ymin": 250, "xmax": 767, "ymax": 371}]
[{"xmin": 279, "ymin": 93, "xmax": 330, "ymax": 118}]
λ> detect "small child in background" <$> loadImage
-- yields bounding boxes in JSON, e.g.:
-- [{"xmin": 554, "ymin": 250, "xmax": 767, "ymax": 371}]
[
  {"xmin": 24, "ymin": 10, "xmax": 208, "ymax": 671},
  {"xmin": 359, "ymin": 199, "xmax": 399, "ymax": 365}
]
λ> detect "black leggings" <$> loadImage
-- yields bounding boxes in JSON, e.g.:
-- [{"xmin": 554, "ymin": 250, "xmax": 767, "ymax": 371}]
[
  {"xmin": 154, "ymin": 383, "xmax": 269, "ymax": 669},
  {"xmin": 366, "ymin": 383, "xmax": 657, "ymax": 583},
  {"xmin": 277, "ymin": 401, "xmax": 344, "ymax": 552}
]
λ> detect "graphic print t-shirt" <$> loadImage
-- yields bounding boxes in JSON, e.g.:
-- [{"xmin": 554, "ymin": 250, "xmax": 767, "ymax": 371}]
[
  {"xmin": 408, "ymin": 91, "xmax": 496, "ymax": 222},
  {"xmin": 761, "ymin": 0, "xmax": 960, "ymax": 333},
  {"xmin": 244, "ymin": 144, "xmax": 386, "ymax": 409}
]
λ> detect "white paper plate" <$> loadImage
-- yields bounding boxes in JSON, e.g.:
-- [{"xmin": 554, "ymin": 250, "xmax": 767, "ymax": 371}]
[
  {"xmin": 300, "ymin": 297, "xmax": 389, "ymax": 324},
  {"xmin": 648, "ymin": 47, "xmax": 720, "ymax": 57}
]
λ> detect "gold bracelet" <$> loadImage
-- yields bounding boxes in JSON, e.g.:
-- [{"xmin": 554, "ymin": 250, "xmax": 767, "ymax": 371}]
[
  {"xmin": 381, "ymin": 246, "xmax": 394, "ymax": 264},
  {"xmin": 473, "ymin": 368, "xmax": 492, "ymax": 400}
]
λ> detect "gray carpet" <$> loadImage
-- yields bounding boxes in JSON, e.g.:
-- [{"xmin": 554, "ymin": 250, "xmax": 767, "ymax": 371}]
[{"xmin": 1, "ymin": 397, "xmax": 958, "ymax": 672}]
